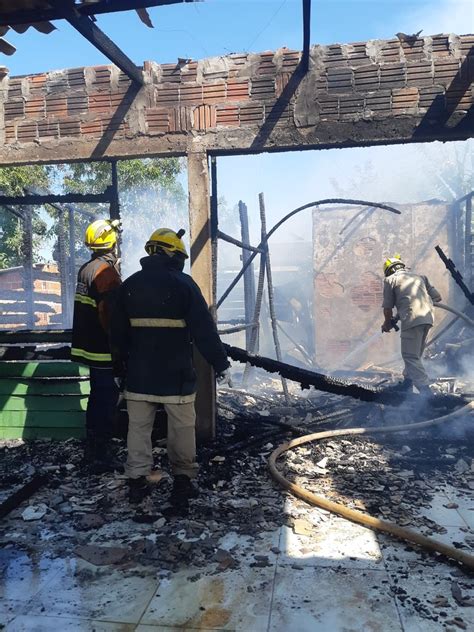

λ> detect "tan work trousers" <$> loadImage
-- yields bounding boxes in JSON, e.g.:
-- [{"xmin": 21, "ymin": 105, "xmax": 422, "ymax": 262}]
[
  {"xmin": 401, "ymin": 324, "xmax": 431, "ymax": 387},
  {"xmin": 125, "ymin": 400, "xmax": 198, "ymax": 480}
]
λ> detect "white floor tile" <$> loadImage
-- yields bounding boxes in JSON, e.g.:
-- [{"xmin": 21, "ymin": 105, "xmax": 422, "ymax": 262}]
[
  {"xmin": 0, "ymin": 549, "xmax": 65, "ymax": 602},
  {"xmin": 141, "ymin": 565, "xmax": 275, "ymax": 630},
  {"xmin": 389, "ymin": 572, "xmax": 474, "ymax": 632},
  {"xmin": 6, "ymin": 615, "xmax": 136, "ymax": 631},
  {"xmin": 279, "ymin": 517, "xmax": 384, "ymax": 569},
  {"xmin": 25, "ymin": 561, "xmax": 159, "ymax": 624},
  {"xmin": 380, "ymin": 526, "xmax": 474, "ymax": 574},
  {"xmin": 269, "ymin": 565, "xmax": 402, "ymax": 631},
  {"xmin": 418, "ymin": 491, "xmax": 470, "ymax": 528}
]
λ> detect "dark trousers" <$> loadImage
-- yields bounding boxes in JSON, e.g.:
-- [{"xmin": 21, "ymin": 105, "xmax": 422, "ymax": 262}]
[{"xmin": 86, "ymin": 368, "xmax": 119, "ymax": 449}]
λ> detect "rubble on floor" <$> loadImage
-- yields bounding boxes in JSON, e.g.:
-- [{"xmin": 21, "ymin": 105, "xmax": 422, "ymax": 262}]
[{"xmin": 1, "ymin": 375, "xmax": 473, "ymax": 630}]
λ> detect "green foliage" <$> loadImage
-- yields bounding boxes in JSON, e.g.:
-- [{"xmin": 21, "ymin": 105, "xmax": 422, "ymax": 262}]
[{"xmin": 0, "ymin": 165, "xmax": 50, "ymax": 269}]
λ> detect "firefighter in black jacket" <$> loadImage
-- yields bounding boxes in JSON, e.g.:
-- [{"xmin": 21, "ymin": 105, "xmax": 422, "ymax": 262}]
[
  {"xmin": 111, "ymin": 228, "xmax": 230, "ymax": 504},
  {"xmin": 71, "ymin": 219, "xmax": 122, "ymax": 472}
]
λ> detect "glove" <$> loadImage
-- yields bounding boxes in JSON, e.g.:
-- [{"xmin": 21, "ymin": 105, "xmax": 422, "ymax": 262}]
[{"xmin": 216, "ymin": 369, "xmax": 232, "ymax": 388}]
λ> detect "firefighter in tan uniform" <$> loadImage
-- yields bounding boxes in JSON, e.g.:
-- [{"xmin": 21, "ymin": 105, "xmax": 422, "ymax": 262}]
[{"xmin": 382, "ymin": 255, "xmax": 442, "ymax": 394}]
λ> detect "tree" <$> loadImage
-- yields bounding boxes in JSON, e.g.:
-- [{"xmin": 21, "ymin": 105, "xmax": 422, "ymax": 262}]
[{"xmin": 0, "ymin": 165, "xmax": 51, "ymax": 269}]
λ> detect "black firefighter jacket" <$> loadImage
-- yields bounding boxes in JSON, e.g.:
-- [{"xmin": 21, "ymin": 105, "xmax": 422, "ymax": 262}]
[{"xmin": 110, "ymin": 254, "xmax": 229, "ymax": 401}]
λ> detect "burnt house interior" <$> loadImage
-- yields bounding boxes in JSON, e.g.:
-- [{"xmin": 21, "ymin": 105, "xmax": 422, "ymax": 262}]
[{"xmin": 0, "ymin": 1, "xmax": 473, "ymax": 630}]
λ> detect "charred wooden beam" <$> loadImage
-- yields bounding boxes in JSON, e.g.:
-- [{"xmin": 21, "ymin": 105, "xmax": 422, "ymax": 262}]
[
  {"xmin": 302, "ymin": 0, "xmax": 311, "ymax": 73},
  {"xmin": 0, "ymin": 346, "xmax": 70, "ymax": 361},
  {"xmin": 0, "ymin": 190, "xmax": 114, "ymax": 206},
  {"xmin": 0, "ymin": 475, "xmax": 48, "ymax": 520},
  {"xmin": 0, "ymin": 329, "xmax": 72, "ymax": 344},
  {"xmin": 435, "ymin": 244, "xmax": 474, "ymax": 305}
]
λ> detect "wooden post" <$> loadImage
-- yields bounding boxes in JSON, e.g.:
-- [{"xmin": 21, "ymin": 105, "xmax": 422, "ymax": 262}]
[{"xmin": 187, "ymin": 149, "xmax": 216, "ymax": 442}]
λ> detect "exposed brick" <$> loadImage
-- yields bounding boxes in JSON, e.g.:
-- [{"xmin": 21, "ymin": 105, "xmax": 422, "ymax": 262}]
[
  {"xmin": 354, "ymin": 64, "xmax": 379, "ymax": 92},
  {"xmin": 216, "ymin": 104, "xmax": 240, "ymax": 127},
  {"xmin": 100, "ymin": 115, "xmax": 125, "ymax": 133},
  {"xmin": 347, "ymin": 42, "xmax": 370, "ymax": 67},
  {"xmin": 282, "ymin": 50, "xmax": 300, "ymax": 71},
  {"xmin": 226, "ymin": 79, "xmax": 249, "ymax": 100},
  {"xmin": 47, "ymin": 73, "xmax": 68, "ymax": 94},
  {"xmin": 161, "ymin": 63, "xmax": 181, "ymax": 83},
  {"xmin": 318, "ymin": 95, "xmax": 339, "ymax": 120},
  {"xmin": 431, "ymin": 35, "xmax": 450, "ymax": 57},
  {"xmin": 380, "ymin": 40, "xmax": 401, "ymax": 63},
  {"xmin": 339, "ymin": 94, "xmax": 364, "ymax": 117},
  {"xmin": 264, "ymin": 101, "xmax": 291, "ymax": 124},
  {"xmin": 192, "ymin": 104, "xmax": 216, "ymax": 130},
  {"xmin": 4, "ymin": 100, "xmax": 24, "ymax": 121},
  {"xmin": 459, "ymin": 35, "xmax": 474, "ymax": 57},
  {"xmin": 365, "ymin": 90, "xmax": 392, "ymax": 113},
  {"xmin": 250, "ymin": 77, "xmax": 275, "ymax": 101},
  {"xmin": 5, "ymin": 124, "xmax": 16, "ymax": 142},
  {"xmin": 169, "ymin": 107, "xmax": 190, "ymax": 132},
  {"xmin": 155, "ymin": 83, "xmax": 179, "ymax": 106},
  {"xmin": 418, "ymin": 86, "xmax": 445, "ymax": 111},
  {"xmin": 239, "ymin": 103, "xmax": 264, "ymax": 125},
  {"xmin": 37, "ymin": 121, "xmax": 59, "ymax": 138},
  {"xmin": 380, "ymin": 63, "xmax": 406, "ymax": 88},
  {"xmin": 400, "ymin": 40, "xmax": 425, "ymax": 62},
  {"xmin": 327, "ymin": 67, "xmax": 353, "ymax": 93},
  {"xmin": 28, "ymin": 73, "xmax": 47, "ymax": 94},
  {"xmin": 228, "ymin": 54, "xmax": 248, "ymax": 78},
  {"xmin": 59, "ymin": 119, "xmax": 81, "ymax": 137},
  {"xmin": 67, "ymin": 92, "xmax": 88, "ymax": 115},
  {"xmin": 180, "ymin": 62, "xmax": 198, "ymax": 83},
  {"xmin": 91, "ymin": 67, "xmax": 111, "ymax": 89},
  {"xmin": 80, "ymin": 120, "xmax": 102, "ymax": 136},
  {"xmin": 8, "ymin": 78, "xmax": 23, "ymax": 99},
  {"xmin": 203, "ymin": 82, "xmax": 226, "ymax": 104},
  {"xmin": 146, "ymin": 107, "xmax": 169, "ymax": 133},
  {"xmin": 406, "ymin": 61, "xmax": 433, "ymax": 87},
  {"xmin": 324, "ymin": 45, "xmax": 347, "ymax": 67},
  {"xmin": 258, "ymin": 52, "xmax": 276, "ymax": 76},
  {"xmin": 446, "ymin": 89, "xmax": 471, "ymax": 110},
  {"xmin": 45, "ymin": 95, "xmax": 68, "ymax": 117},
  {"xmin": 275, "ymin": 72, "xmax": 293, "ymax": 97},
  {"xmin": 392, "ymin": 87, "xmax": 419, "ymax": 114},
  {"xmin": 25, "ymin": 97, "xmax": 45, "ymax": 118},
  {"xmin": 67, "ymin": 68, "xmax": 86, "ymax": 88},
  {"xmin": 180, "ymin": 84, "xmax": 203, "ymax": 104},
  {"xmin": 433, "ymin": 59, "xmax": 461, "ymax": 86},
  {"xmin": 88, "ymin": 93, "xmax": 111, "ymax": 112},
  {"xmin": 17, "ymin": 122, "xmax": 37, "ymax": 142}
]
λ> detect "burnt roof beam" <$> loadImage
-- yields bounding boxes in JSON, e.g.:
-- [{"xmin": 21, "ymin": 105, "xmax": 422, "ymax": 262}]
[
  {"xmin": 65, "ymin": 13, "xmax": 144, "ymax": 86},
  {"xmin": 0, "ymin": 1, "xmax": 198, "ymax": 28},
  {"xmin": 302, "ymin": 0, "xmax": 311, "ymax": 73}
]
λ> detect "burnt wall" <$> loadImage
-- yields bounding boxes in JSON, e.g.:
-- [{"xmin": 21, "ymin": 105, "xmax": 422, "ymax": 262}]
[
  {"xmin": 312, "ymin": 202, "xmax": 457, "ymax": 371},
  {"xmin": 0, "ymin": 33, "xmax": 472, "ymax": 164}
]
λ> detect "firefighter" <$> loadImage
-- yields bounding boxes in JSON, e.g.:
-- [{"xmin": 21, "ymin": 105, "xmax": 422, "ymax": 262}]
[
  {"xmin": 110, "ymin": 228, "xmax": 230, "ymax": 505},
  {"xmin": 71, "ymin": 219, "xmax": 122, "ymax": 472},
  {"xmin": 382, "ymin": 255, "xmax": 442, "ymax": 394}
]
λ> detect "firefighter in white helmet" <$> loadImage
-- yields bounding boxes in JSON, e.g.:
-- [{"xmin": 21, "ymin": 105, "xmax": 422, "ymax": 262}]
[{"xmin": 382, "ymin": 255, "xmax": 442, "ymax": 394}]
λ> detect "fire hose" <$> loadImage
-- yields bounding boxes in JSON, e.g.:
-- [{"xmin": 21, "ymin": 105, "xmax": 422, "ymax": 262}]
[
  {"xmin": 435, "ymin": 302, "xmax": 474, "ymax": 328},
  {"xmin": 268, "ymin": 401, "xmax": 474, "ymax": 570}
]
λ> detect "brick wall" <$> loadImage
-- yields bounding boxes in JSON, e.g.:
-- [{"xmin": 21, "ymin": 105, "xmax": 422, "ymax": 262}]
[
  {"xmin": 0, "ymin": 34, "xmax": 472, "ymax": 164},
  {"xmin": 312, "ymin": 202, "xmax": 457, "ymax": 370}
]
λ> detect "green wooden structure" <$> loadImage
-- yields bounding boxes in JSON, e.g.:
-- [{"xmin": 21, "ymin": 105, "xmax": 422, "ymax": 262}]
[{"xmin": 0, "ymin": 360, "xmax": 89, "ymax": 439}]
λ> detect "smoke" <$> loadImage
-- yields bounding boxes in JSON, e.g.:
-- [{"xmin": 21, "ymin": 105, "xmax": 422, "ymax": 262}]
[{"xmin": 120, "ymin": 186, "xmax": 188, "ymax": 280}]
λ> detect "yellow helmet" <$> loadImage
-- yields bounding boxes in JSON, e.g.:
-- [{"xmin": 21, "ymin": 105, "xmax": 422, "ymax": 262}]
[
  {"xmin": 84, "ymin": 219, "xmax": 120, "ymax": 252},
  {"xmin": 145, "ymin": 228, "xmax": 189, "ymax": 259},
  {"xmin": 383, "ymin": 254, "xmax": 405, "ymax": 277}
]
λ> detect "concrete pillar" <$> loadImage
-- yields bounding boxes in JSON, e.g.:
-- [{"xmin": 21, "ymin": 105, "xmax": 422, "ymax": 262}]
[{"xmin": 187, "ymin": 149, "xmax": 216, "ymax": 442}]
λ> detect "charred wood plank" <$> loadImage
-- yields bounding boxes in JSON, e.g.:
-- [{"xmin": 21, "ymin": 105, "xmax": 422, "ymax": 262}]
[
  {"xmin": 0, "ymin": 346, "xmax": 71, "ymax": 361},
  {"xmin": 0, "ymin": 475, "xmax": 47, "ymax": 520},
  {"xmin": 435, "ymin": 244, "xmax": 474, "ymax": 305}
]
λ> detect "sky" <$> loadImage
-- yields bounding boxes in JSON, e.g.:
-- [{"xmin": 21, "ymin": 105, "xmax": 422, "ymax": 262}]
[{"xmin": 3, "ymin": 0, "xmax": 474, "ymax": 246}]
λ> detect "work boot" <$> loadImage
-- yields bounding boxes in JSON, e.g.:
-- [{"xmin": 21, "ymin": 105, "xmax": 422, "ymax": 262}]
[
  {"xmin": 128, "ymin": 476, "xmax": 151, "ymax": 504},
  {"xmin": 416, "ymin": 384, "xmax": 434, "ymax": 398},
  {"xmin": 395, "ymin": 378, "xmax": 413, "ymax": 392},
  {"xmin": 86, "ymin": 440, "xmax": 124, "ymax": 475},
  {"xmin": 170, "ymin": 475, "xmax": 199, "ymax": 505}
]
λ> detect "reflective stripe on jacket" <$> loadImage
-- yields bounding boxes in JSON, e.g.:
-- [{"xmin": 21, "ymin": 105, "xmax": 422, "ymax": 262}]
[
  {"xmin": 110, "ymin": 253, "xmax": 229, "ymax": 398},
  {"xmin": 71, "ymin": 252, "xmax": 121, "ymax": 368}
]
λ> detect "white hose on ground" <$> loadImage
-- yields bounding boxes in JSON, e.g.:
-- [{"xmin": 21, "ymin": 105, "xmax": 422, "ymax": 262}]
[
  {"xmin": 268, "ymin": 401, "xmax": 474, "ymax": 570},
  {"xmin": 435, "ymin": 302, "xmax": 474, "ymax": 328}
]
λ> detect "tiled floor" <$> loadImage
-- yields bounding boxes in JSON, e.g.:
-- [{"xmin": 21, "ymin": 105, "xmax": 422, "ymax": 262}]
[{"xmin": 1, "ymin": 486, "xmax": 473, "ymax": 632}]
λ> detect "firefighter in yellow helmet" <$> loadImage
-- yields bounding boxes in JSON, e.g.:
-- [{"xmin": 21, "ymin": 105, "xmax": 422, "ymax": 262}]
[
  {"xmin": 71, "ymin": 219, "xmax": 122, "ymax": 472},
  {"xmin": 111, "ymin": 228, "xmax": 229, "ymax": 506},
  {"xmin": 381, "ymin": 254, "xmax": 442, "ymax": 395}
]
